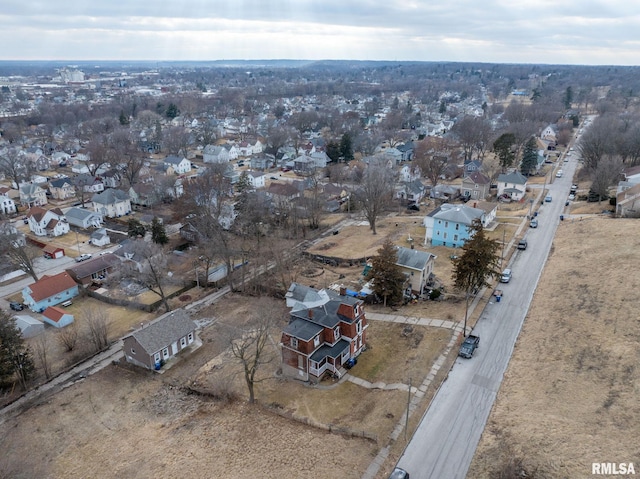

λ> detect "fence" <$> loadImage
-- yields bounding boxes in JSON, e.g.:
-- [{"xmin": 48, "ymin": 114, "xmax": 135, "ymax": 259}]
[{"xmin": 86, "ymin": 281, "xmax": 197, "ymax": 312}]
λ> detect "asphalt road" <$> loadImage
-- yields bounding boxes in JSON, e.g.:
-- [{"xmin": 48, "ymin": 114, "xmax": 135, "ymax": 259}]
[{"xmin": 396, "ymin": 153, "xmax": 582, "ymax": 478}]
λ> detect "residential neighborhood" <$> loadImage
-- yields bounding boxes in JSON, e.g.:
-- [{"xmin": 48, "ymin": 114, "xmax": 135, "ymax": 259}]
[{"xmin": 0, "ymin": 59, "xmax": 638, "ymax": 479}]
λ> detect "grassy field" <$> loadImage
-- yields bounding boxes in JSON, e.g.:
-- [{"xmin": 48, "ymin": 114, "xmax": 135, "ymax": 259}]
[{"xmin": 469, "ymin": 217, "xmax": 640, "ymax": 478}]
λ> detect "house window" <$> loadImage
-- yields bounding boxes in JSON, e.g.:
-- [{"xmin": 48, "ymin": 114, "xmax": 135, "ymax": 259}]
[
  {"xmin": 333, "ymin": 326, "xmax": 340, "ymax": 341},
  {"xmin": 162, "ymin": 347, "xmax": 170, "ymax": 359},
  {"xmin": 438, "ymin": 220, "xmax": 441, "ymax": 224},
  {"xmin": 291, "ymin": 337, "xmax": 298, "ymax": 349},
  {"xmin": 454, "ymin": 234, "xmax": 459, "ymax": 241},
  {"xmin": 443, "ymin": 232, "xmax": 447, "ymax": 239},
  {"xmin": 455, "ymin": 223, "xmax": 459, "ymax": 230},
  {"xmin": 297, "ymin": 355, "xmax": 304, "ymax": 370},
  {"xmin": 314, "ymin": 336, "xmax": 320, "ymax": 347},
  {"xmin": 180, "ymin": 337, "xmax": 187, "ymax": 348},
  {"xmin": 154, "ymin": 353, "xmax": 161, "ymax": 363},
  {"xmin": 445, "ymin": 221, "xmax": 449, "ymax": 228},
  {"xmin": 356, "ymin": 320, "xmax": 362, "ymax": 334},
  {"xmin": 188, "ymin": 332, "xmax": 194, "ymax": 343}
]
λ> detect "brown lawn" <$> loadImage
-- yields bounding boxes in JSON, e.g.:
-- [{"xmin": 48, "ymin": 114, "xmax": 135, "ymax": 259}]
[{"xmin": 469, "ymin": 217, "xmax": 640, "ymax": 478}]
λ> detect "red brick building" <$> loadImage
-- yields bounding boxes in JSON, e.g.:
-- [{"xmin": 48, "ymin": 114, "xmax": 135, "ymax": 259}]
[{"xmin": 281, "ymin": 285, "xmax": 368, "ymax": 383}]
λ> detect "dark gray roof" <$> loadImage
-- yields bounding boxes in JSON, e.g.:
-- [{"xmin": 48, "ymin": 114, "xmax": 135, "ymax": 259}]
[
  {"xmin": 395, "ymin": 246, "xmax": 435, "ymax": 271},
  {"xmin": 66, "ymin": 253, "xmax": 120, "ymax": 279},
  {"xmin": 283, "ymin": 317, "xmax": 324, "ymax": 341},
  {"xmin": 310, "ymin": 338, "xmax": 350, "ymax": 362},
  {"xmin": 129, "ymin": 311, "xmax": 196, "ymax": 355}
]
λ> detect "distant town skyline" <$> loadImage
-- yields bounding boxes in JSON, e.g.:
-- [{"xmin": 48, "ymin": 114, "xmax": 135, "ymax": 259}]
[{"xmin": 2, "ymin": 1, "xmax": 638, "ymax": 66}]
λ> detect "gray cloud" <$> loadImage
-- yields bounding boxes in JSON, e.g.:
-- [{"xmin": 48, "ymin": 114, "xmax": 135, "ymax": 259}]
[{"xmin": 0, "ymin": 0, "xmax": 637, "ymax": 64}]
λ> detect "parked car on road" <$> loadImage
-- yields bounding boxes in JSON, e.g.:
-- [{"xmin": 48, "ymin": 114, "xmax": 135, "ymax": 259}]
[
  {"xmin": 75, "ymin": 253, "xmax": 93, "ymax": 262},
  {"xmin": 458, "ymin": 335, "xmax": 480, "ymax": 359},
  {"xmin": 530, "ymin": 218, "xmax": 538, "ymax": 228},
  {"xmin": 388, "ymin": 467, "xmax": 410, "ymax": 479},
  {"xmin": 500, "ymin": 268, "xmax": 512, "ymax": 283},
  {"xmin": 518, "ymin": 239, "xmax": 528, "ymax": 250},
  {"xmin": 545, "ymin": 195, "xmax": 552, "ymax": 202}
]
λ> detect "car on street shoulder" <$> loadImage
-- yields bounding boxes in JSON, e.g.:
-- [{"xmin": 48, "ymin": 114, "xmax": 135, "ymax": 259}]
[
  {"xmin": 500, "ymin": 268, "xmax": 512, "ymax": 283},
  {"xmin": 389, "ymin": 467, "xmax": 410, "ymax": 479},
  {"xmin": 458, "ymin": 335, "xmax": 480, "ymax": 359},
  {"xmin": 518, "ymin": 239, "xmax": 528, "ymax": 250},
  {"xmin": 545, "ymin": 195, "xmax": 552, "ymax": 202},
  {"xmin": 75, "ymin": 253, "xmax": 93, "ymax": 262},
  {"xmin": 530, "ymin": 218, "xmax": 538, "ymax": 228}
]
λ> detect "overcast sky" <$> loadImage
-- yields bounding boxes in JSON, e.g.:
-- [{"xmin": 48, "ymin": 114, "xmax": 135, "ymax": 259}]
[{"xmin": 2, "ymin": 1, "xmax": 638, "ymax": 65}]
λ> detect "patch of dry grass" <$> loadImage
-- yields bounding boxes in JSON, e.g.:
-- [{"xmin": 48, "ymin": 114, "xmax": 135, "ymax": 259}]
[{"xmin": 470, "ymin": 218, "xmax": 640, "ymax": 478}]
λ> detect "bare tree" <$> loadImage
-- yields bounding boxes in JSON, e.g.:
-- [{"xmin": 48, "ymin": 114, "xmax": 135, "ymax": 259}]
[
  {"xmin": 56, "ymin": 322, "xmax": 79, "ymax": 352},
  {"xmin": 414, "ymin": 137, "xmax": 457, "ymax": 187},
  {"xmin": 0, "ymin": 223, "xmax": 40, "ymax": 282},
  {"xmin": 120, "ymin": 240, "xmax": 173, "ymax": 312},
  {"xmin": 580, "ymin": 117, "xmax": 615, "ymax": 171},
  {"xmin": 180, "ymin": 165, "xmax": 239, "ymax": 291},
  {"xmin": 0, "ymin": 147, "xmax": 32, "ymax": 188},
  {"xmin": 33, "ymin": 333, "xmax": 52, "ymax": 379},
  {"xmin": 162, "ymin": 126, "xmax": 191, "ymax": 156},
  {"xmin": 85, "ymin": 135, "xmax": 118, "ymax": 176},
  {"xmin": 354, "ymin": 162, "xmax": 396, "ymax": 235},
  {"xmin": 450, "ymin": 116, "xmax": 492, "ymax": 162},
  {"xmin": 591, "ymin": 154, "xmax": 623, "ymax": 201},
  {"xmin": 226, "ymin": 299, "xmax": 281, "ymax": 404},
  {"xmin": 84, "ymin": 306, "xmax": 111, "ymax": 352}
]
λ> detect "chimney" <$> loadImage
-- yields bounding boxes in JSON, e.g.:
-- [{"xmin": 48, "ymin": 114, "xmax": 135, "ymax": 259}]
[
  {"xmin": 308, "ymin": 309, "xmax": 314, "ymax": 319},
  {"xmin": 411, "ymin": 243, "xmax": 414, "ymax": 249},
  {"xmin": 339, "ymin": 286, "xmax": 347, "ymax": 296}
]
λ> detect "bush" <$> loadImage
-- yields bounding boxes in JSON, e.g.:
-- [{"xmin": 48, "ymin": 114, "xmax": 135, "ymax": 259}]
[{"xmin": 429, "ymin": 289, "xmax": 442, "ymax": 300}]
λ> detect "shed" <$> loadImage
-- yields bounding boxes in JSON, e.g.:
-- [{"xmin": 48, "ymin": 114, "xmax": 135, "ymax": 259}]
[
  {"xmin": 42, "ymin": 306, "xmax": 75, "ymax": 328},
  {"xmin": 42, "ymin": 244, "xmax": 65, "ymax": 259},
  {"xmin": 14, "ymin": 314, "xmax": 45, "ymax": 338}
]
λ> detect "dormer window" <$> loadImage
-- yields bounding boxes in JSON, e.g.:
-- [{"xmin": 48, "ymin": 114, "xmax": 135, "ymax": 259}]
[{"xmin": 333, "ymin": 326, "xmax": 340, "ymax": 341}]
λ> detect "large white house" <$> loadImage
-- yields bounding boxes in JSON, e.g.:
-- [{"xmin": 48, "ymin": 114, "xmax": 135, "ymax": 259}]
[
  {"xmin": 26, "ymin": 206, "xmax": 70, "ymax": 237},
  {"xmin": 91, "ymin": 189, "xmax": 132, "ymax": 218}
]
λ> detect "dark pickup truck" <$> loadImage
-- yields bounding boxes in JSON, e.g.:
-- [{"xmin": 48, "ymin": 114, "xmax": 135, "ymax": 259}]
[{"xmin": 458, "ymin": 335, "xmax": 480, "ymax": 359}]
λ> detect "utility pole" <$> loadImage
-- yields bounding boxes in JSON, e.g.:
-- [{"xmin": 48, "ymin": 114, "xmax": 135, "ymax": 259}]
[
  {"xmin": 501, "ymin": 226, "xmax": 506, "ymax": 267},
  {"xmin": 405, "ymin": 377, "xmax": 412, "ymax": 441}
]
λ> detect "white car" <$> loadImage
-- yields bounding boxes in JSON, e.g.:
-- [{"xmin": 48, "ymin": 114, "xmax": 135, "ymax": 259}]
[
  {"xmin": 568, "ymin": 193, "xmax": 575, "ymax": 201},
  {"xmin": 75, "ymin": 253, "xmax": 93, "ymax": 262},
  {"xmin": 556, "ymin": 170, "xmax": 563, "ymax": 178}
]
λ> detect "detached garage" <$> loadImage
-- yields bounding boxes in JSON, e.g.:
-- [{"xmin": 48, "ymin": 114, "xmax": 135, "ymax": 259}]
[
  {"xmin": 14, "ymin": 314, "xmax": 45, "ymax": 338},
  {"xmin": 42, "ymin": 306, "xmax": 75, "ymax": 328},
  {"xmin": 43, "ymin": 244, "xmax": 65, "ymax": 259}
]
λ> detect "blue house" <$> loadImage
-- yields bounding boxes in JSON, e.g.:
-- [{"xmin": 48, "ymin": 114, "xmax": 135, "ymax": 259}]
[
  {"xmin": 424, "ymin": 203, "xmax": 485, "ymax": 248},
  {"xmin": 22, "ymin": 271, "xmax": 79, "ymax": 312}
]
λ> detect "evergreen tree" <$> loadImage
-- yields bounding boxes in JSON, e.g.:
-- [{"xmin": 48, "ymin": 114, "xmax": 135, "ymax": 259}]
[
  {"xmin": 127, "ymin": 218, "xmax": 146, "ymax": 238},
  {"xmin": 151, "ymin": 217, "xmax": 169, "ymax": 245},
  {"xmin": 339, "ymin": 133, "xmax": 354, "ymax": 162},
  {"xmin": 493, "ymin": 133, "xmax": 517, "ymax": 172},
  {"xmin": 326, "ymin": 141, "xmax": 341, "ymax": 162},
  {"xmin": 0, "ymin": 311, "xmax": 35, "ymax": 389},
  {"xmin": 563, "ymin": 86, "xmax": 573, "ymax": 110},
  {"xmin": 366, "ymin": 239, "xmax": 406, "ymax": 307},
  {"xmin": 119, "ymin": 110, "xmax": 129, "ymax": 126},
  {"xmin": 452, "ymin": 219, "xmax": 501, "ymax": 335},
  {"xmin": 520, "ymin": 136, "xmax": 538, "ymax": 176},
  {"xmin": 166, "ymin": 103, "xmax": 180, "ymax": 120}
]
